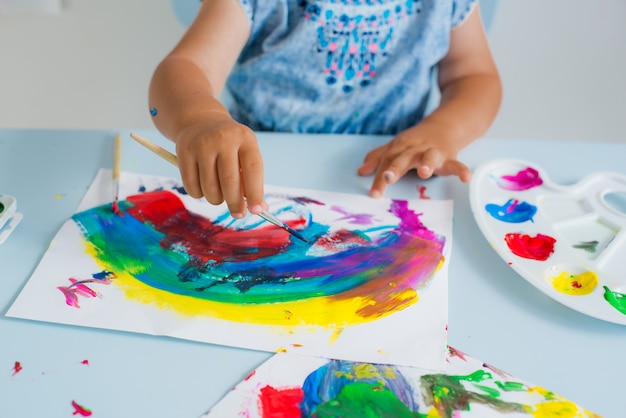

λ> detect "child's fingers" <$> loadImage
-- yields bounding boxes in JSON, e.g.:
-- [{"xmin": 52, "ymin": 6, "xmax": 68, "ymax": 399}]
[
  {"xmin": 416, "ymin": 148, "xmax": 443, "ymax": 179},
  {"xmin": 217, "ymin": 152, "xmax": 247, "ymax": 217},
  {"xmin": 357, "ymin": 146, "xmax": 384, "ymax": 176},
  {"xmin": 240, "ymin": 147, "xmax": 266, "ymax": 214},
  {"xmin": 437, "ymin": 160, "xmax": 473, "ymax": 183},
  {"xmin": 178, "ymin": 155, "xmax": 204, "ymax": 199}
]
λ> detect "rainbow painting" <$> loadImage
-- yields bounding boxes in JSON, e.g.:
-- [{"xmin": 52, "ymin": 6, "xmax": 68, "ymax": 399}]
[
  {"xmin": 202, "ymin": 348, "xmax": 601, "ymax": 418},
  {"xmin": 7, "ymin": 169, "xmax": 453, "ymax": 369}
]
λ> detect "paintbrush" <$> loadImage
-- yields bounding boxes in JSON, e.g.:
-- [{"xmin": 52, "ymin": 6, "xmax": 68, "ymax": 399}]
[
  {"xmin": 129, "ymin": 132, "xmax": 308, "ymax": 242},
  {"xmin": 112, "ymin": 133, "xmax": 122, "ymax": 214}
]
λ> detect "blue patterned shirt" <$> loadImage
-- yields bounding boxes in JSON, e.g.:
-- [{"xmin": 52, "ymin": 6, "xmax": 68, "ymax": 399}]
[{"xmin": 226, "ymin": 0, "xmax": 477, "ymax": 135}]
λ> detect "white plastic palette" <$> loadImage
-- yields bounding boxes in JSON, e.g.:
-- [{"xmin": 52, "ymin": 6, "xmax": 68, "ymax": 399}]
[
  {"xmin": 470, "ymin": 159, "xmax": 626, "ymax": 325},
  {"xmin": 0, "ymin": 195, "xmax": 23, "ymax": 244}
]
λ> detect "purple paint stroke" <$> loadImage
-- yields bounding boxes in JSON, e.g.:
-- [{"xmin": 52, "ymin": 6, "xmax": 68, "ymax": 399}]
[{"xmin": 330, "ymin": 205, "xmax": 377, "ymax": 225}]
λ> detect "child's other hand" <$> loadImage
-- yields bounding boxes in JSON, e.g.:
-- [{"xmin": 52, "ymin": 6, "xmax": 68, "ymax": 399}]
[
  {"xmin": 174, "ymin": 113, "xmax": 267, "ymax": 218},
  {"xmin": 356, "ymin": 121, "xmax": 472, "ymax": 198}
]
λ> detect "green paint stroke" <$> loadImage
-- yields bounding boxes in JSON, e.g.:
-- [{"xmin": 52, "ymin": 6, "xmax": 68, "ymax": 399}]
[
  {"xmin": 495, "ymin": 381, "xmax": 527, "ymax": 392},
  {"xmin": 573, "ymin": 240, "xmax": 599, "ymax": 253},
  {"xmin": 420, "ymin": 370, "xmax": 527, "ymax": 418},
  {"xmin": 603, "ymin": 286, "xmax": 626, "ymax": 315},
  {"xmin": 314, "ymin": 382, "xmax": 421, "ymax": 418}
]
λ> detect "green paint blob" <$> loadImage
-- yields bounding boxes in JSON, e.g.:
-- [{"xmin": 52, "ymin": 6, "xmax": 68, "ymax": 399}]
[
  {"xmin": 313, "ymin": 382, "xmax": 421, "ymax": 418},
  {"xmin": 603, "ymin": 286, "xmax": 626, "ymax": 315},
  {"xmin": 0, "ymin": 202, "xmax": 4, "ymax": 214}
]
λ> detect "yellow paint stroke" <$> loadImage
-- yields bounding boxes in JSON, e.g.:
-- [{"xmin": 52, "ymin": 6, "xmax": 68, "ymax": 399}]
[
  {"xmin": 84, "ymin": 242, "xmax": 419, "ymax": 328},
  {"xmin": 549, "ymin": 271, "xmax": 598, "ymax": 296},
  {"xmin": 524, "ymin": 386, "xmax": 602, "ymax": 418}
]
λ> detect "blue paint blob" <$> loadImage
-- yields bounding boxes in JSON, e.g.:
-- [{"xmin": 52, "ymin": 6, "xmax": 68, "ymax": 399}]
[
  {"xmin": 485, "ymin": 199, "xmax": 537, "ymax": 223},
  {"xmin": 150, "ymin": 107, "xmax": 158, "ymax": 117}
]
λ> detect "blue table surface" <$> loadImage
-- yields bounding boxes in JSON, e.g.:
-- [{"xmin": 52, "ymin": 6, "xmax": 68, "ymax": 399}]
[{"xmin": 1, "ymin": 129, "xmax": 624, "ymax": 417}]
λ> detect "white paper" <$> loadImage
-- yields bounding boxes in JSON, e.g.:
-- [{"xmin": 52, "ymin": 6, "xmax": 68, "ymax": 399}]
[{"xmin": 7, "ymin": 169, "xmax": 453, "ymax": 370}]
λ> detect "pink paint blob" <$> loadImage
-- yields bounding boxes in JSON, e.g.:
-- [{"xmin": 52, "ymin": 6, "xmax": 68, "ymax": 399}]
[{"xmin": 495, "ymin": 167, "xmax": 543, "ymax": 191}]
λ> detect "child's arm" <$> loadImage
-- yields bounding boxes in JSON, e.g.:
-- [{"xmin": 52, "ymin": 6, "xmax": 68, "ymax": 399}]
[
  {"xmin": 148, "ymin": 0, "xmax": 267, "ymax": 218},
  {"xmin": 358, "ymin": 4, "xmax": 502, "ymax": 198}
]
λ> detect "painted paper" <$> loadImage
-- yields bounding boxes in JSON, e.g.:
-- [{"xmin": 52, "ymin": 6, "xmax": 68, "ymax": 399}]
[
  {"xmin": 7, "ymin": 169, "xmax": 453, "ymax": 369},
  {"xmin": 202, "ymin": 348, "xmax": 600, "ymax": 418}
]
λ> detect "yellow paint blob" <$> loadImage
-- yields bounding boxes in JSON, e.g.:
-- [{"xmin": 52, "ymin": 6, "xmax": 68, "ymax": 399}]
[{"xmin": 549, "ymin": 271, "xmax": 598, "ymax": 296}]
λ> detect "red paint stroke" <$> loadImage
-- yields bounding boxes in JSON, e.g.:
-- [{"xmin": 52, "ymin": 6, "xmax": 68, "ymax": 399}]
[
  {"xmin": 126, "ymin": 191, "xmax": 298, "ymax": 262},
  {"xmin": 12, "ymin": 361, "xmax": 23, "ymax": 376},
  {"xmin": 504, "ymin": 233, "xmax": 556, "ymax": 261},
  {"xmin": 244, "ymin": 370, "xmax": 256, "ymax": 381},
  {"xmin": 418, "ymin": 185, "xmax": 431, "ymax": 199},
  {"xmin": 258, "ymin": 385, "xmax": 304, "ymax": 418},
  {"xmin": 71, "ymin": 400, "xmax": 92, "ymax": 416},
  {"xmin": 81, "ymin": 359, "xmax": 89, "ymax": 366}
]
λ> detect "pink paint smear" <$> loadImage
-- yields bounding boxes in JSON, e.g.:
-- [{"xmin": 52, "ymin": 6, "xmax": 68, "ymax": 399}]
[{"xmin": 71, "ymin": 400, "xmax": 92, "ymax": 417}]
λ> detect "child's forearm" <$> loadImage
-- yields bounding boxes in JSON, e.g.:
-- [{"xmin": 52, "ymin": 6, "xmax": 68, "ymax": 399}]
[
  {"xmin": 148, "ymin": 56, "xmax": 230, "ymax": 142},
  {"xmin": 423, "ymin": 72, "xmax": 502, "ymax": 150}
]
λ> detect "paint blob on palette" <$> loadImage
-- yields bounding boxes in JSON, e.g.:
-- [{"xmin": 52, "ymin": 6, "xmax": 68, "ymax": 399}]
[
  {"xmin": 470, "ymin": 159, "xmax": 626, "ymax": 325},
  {"xmin": 201, "ymin": 347, "xmax": 600, "ymax": 418},
  {"xmin": 7, "ymin": 169, "xmax": 453, "ymax": 370}
]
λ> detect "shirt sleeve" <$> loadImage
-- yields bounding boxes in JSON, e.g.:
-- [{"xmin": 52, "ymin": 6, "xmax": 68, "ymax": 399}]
[
  {"xmin": 236, "ymin": 0, "xmax": 254, "ymax": 26},
  {"xmin": 451, "ymin": 0, "xmax": 478, "ymax": 28}
]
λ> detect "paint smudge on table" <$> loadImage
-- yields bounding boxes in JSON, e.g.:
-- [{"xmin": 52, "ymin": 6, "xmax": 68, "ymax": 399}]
[
  {"xmin": 418, "ymin": 185, "xmax": 430, "ymax": 200},
  {"xmin": 11, "ymin": 361, "xmax": 23, "ymax": 376},
  {"xmin": 71, "ymin": 400, "xmax": 92, "ymax": 417}
]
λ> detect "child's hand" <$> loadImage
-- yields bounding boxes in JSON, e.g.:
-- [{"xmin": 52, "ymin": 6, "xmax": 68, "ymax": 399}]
[
  {"xmin": 174, "ymin": 113, "xmax": 268, "ymax": 218},
  {"xmin": 357, "ymin": 121, "xmax": 472, "ymax": 198}
]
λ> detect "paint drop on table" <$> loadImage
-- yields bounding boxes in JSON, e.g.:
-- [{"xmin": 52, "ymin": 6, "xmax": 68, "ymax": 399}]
[
  {"xmin": 71, "ymin": 400, "xmax": 92, "ymax": 417},
  {"xmin": 12, "ymin": 361, "xmax": 22, "ymax": 376}
]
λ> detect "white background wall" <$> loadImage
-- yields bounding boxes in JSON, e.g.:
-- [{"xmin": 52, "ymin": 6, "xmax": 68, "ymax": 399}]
[{"xmin": 0, "ymin": 0, "xmax": 624, "ymax": 143}]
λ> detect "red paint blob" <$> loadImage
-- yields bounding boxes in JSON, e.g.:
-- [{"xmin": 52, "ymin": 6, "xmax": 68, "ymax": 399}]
[
  {"xmin": 81, "ymin": 359, "xmax": 89, "ymax": 366},
  {"xmin": 258, "ymin": 385, "xmax": 304, "ymax": 418},
  {"xmin": 504, "ymin": 233, "xmax": 556, "ymax": 261},
  {"xmin": 418, "ymin": 185, "xmax": 431, "ymax": 199}
]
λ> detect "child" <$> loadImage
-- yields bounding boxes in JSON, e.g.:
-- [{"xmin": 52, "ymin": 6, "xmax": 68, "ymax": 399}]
[{"xmin": 148, "ymin": 0, "xmax": 502, "ymax": 219}]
